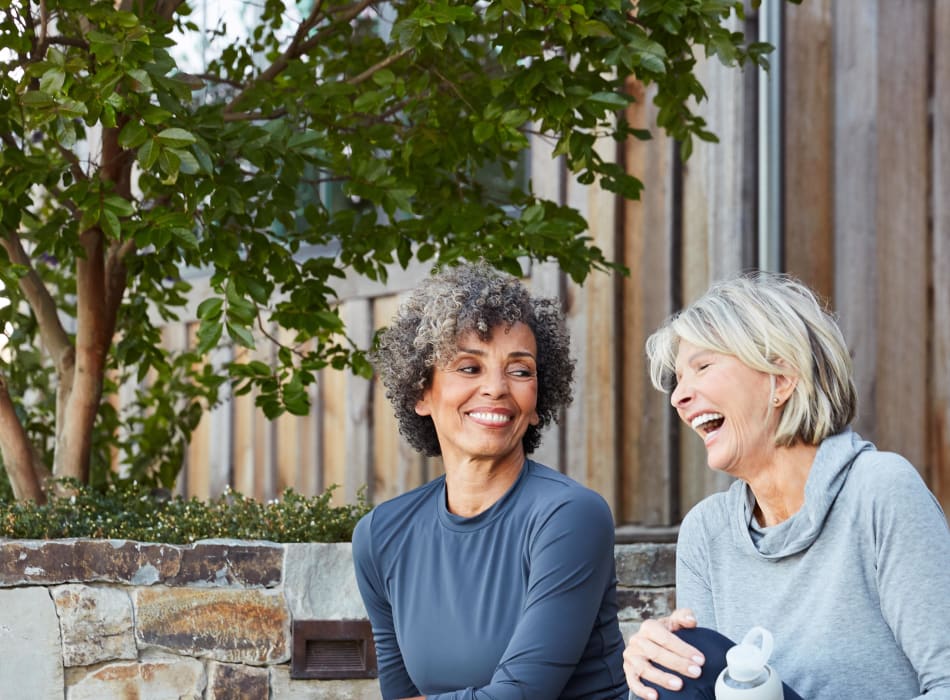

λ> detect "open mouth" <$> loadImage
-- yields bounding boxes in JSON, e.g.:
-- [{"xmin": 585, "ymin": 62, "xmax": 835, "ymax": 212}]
[{"xmin": 691, "ymin": 412, "xmax": 724, "ymax": 435}]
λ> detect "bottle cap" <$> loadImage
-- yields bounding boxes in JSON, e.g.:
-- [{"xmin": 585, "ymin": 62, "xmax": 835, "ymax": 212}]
[{"xmin": 725, "ymin": 626, "xmax": 773, "ymax": 682}]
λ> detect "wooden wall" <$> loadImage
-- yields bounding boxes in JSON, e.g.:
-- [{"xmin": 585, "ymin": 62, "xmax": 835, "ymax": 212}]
[{"xmin": 167, "ymin": 0, "xmax": 949, "ymax": 528}]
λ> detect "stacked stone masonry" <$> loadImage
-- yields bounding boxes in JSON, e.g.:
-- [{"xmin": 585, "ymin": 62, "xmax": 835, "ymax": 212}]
[{"xmin": 0, "ymin": 539, "xmax": 674, "ymax": 699}]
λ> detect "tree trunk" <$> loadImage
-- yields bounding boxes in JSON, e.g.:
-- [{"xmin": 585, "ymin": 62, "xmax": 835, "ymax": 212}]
[
  {"xmin": 0, "ymin": 376, "xmax": 46, "ymax": 503},
  {"xmin": 52, "ymin": 121, "xmax": 131, "ymax": 485}
]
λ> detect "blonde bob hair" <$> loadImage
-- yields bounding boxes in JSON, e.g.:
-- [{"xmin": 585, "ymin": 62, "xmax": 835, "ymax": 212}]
[{"xmin": 645, "ymin": 272, "xmax": 857, "ymax": 447}]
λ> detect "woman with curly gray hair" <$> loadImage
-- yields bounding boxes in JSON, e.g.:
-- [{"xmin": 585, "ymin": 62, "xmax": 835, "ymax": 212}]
[{"xmin": 353, "ymin": 261, "xmax": 628, "ymax": 700}]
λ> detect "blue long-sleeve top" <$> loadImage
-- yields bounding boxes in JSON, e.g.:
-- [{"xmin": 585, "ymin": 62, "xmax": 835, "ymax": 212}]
[{"xmin": 352, "ymin": 460, "xmax": 628, "ymax": 700}]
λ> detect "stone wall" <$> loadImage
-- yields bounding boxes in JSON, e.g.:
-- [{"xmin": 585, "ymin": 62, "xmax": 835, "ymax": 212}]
[{"xmin": 0, "ymin": 539, "xmax": 674, "ymax": 699}]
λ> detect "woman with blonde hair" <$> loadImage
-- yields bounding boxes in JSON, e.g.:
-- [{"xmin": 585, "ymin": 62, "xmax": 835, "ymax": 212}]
[{"xmin": 624, "ymin": 272, "xmax": 950, "ymax": 699}]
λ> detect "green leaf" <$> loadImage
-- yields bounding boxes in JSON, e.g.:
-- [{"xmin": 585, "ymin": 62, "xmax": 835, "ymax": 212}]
[
  {"xmin": 118, "ymin": 121, "xmax": 148, "ymax": 149},
  {"xmin": 588, "ymin": 91, "xmax": 631, "ymax": 110},
  {"xmin": 171, "ymin": 227, "xmax": 199, "ymax": 248},
  {"xmin": 158, "ymin": 148, "xmax": 181, "ymax": 182},
  {"xmin": 197, "ymin": 297, "xmax": 224, "ymax": 320},
  {"xmin": 101, "ymin": 103, "xmax": 117, "ymax": 128},
  {"xmin": 101, "ymin": 209, "xmax": 121, "ymax": 238},
  {"xmin": 141, "ymin": 105, "xmax": 172, "ymax": 124},
  {"xmin": 473, "ymin": 121, "xmax": 495, "ymax": 143},
  {"xmin": 196, "ymin": 319, "xmax": 224, "ymax": 354},
  {"xmin": 21, "ymin": 91, "xmax": 55, "ymax": 108},
  {"xmin": 156, "ymin": 127, "xmax": 197, "ymax": 147},
  {"xmin": 39, "ymin": 68, "xmax": 66, "ymax": 94},
  {"xmin": 137, "ymin": 139, "xmax": 160, "ymax": 170},
  {"xmin": 288, "ymin": 129, "xmax": 323, "ymax": 149},
  {"xmin": 167, "ymin": 147, "xmax": 200, "ymax": 174},
  {"xmin": 127, "ymin": 69, "xmax": 153, "ymax": 91},
  {"xmin": 226, "ymin": 321, "xmax": 256, "ymax": 349},
  {"xmin": 103, "ymin": 195, "xmax": 134, "ymax": 217},
  {"xmin": 372, "ymin": 68, "xmax": 396, "ymax": 86}
]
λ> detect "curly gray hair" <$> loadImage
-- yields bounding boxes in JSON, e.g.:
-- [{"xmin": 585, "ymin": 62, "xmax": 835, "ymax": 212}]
[{"xmin": 371, "ymin": 261, "xmax": 575, "ymax": 457}]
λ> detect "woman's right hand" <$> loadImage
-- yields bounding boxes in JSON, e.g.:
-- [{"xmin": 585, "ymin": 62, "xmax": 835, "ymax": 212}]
[{"xmin": 623, "ymin": 608, "xmax": 705, "ymax": 700}]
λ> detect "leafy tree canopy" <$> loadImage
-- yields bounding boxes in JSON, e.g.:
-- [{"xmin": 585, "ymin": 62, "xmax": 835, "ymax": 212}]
[{"xmin": 0, "ymin": 0, "xmax": 773, "ymax": 501}]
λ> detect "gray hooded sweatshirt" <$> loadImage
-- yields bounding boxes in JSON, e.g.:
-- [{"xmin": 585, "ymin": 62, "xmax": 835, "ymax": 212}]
[{"xmin": 677, "ymin": 429, "xmax": 950, "ymax": 699}]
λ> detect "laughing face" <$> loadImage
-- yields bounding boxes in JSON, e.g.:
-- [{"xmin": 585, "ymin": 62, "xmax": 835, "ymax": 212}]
[
  {"xmin": 415, "ymin": 322, "xmax": 540, "ymax": 469},
  {"xmin": 670, "ymin": 340, "xmax": 786, "ymax": 478}
]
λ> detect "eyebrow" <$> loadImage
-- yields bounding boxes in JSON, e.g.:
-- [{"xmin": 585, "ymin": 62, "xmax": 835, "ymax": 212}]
[
  {"xmin": 675, "ymin": 349, "xmax": 712, "ymax": 372},
  {"xmin": 456, "ymin": 347, "xmax": 537, "ymax": 360}
]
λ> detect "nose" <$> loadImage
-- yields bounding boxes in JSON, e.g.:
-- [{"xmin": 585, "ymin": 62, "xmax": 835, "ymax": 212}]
[
  {"xmin": 670, "ymin": 375, "xmax": 692, "ymax": 408},
  {"xmin": 480, "ymin": 367, "xmax": 509, "ymax": 397}
]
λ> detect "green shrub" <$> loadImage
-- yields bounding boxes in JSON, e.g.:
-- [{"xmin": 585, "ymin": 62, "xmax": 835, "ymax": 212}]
[{"xmin": 0, "ymin": 479, "xmax": 370, "ymax": 543}]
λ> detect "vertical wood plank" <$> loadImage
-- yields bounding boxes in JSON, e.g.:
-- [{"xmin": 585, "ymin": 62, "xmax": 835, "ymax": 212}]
[
  {"xmin": 183, "ymin": 322, "xmax": 210, "ymax": 500},
  {"xmin": 873, "ymin": 0, "xmax": 930, "ymax": 471},
  {"xmin": 832, "ymin": 0, "xmax": 879, "ymax": 441},
  {"xmin": 562, "ymin": 135, "xmax": 619, "ymax": 516},
  {"xmin": 527, "ymin": 130, "xmax": 567, "ymax": 472},
  {"xmin": 274, "ymin": 328, "xmax": 300, "ymax": 494},
  {"xmin": 320, "ymin": 359, "xmax": 346, "ymax": 506},
  {"xmin": 258, "ymin": 337, "xmax": 278, "ymax": 502},
  {"xmin": 783, "ymin": 0, "xmax": 834, "ymax": 299},
  {"xmin": 341, "ymin": 299, "xmax": 373, "ymax": 504},
  {"xmin": 620, "ymin": 78, "xmax": 676, "ymax": 525},
  {"xmin": 293, "ymin": 336, "xmax": 322, "ymax": 497},
  {"xmin": 679, "ymin": 37, "xmax": 753, "ymax": 510},
  {"xmin": 205, "ymin": 344, "xmax": 233, "ymax": 499},
  {"xmin": 933, "ymin": 0, "xmax": 950, "ymax": 513},
  {"xmin": 231, "ymin": 346, "xmax": 257, "ymax": 497},
  {"xmin": 584, "ymin": 131, "xmax": 619, "ymax": 515},
  {"xmin": 161, "ymin": 323, "xmax": 189, "ymax": 497},
  {"xmin": 525, "ymin": 260, "xmax": 566, "ymax": 472},
  {"xmin": 370, "ymin": 293, "xmax": 427, "ymax": 504},
  {"xmin": 563, "ymin": 176, "xmax": 591, "ymax": 490}
]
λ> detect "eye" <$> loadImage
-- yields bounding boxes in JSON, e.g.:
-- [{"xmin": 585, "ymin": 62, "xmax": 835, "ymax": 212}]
[
  {"xmin": 456, "ymin": 363, "xmax": 481, "ymax": 375},
  {"xmin": 508, "ymin": 367, "xmax": 536, "ymax": 379}
]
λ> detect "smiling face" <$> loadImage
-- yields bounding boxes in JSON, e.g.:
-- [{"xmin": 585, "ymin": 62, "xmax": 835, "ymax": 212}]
[
  {"xmin": 671, "ymin": 340, "xmax": 792, "ymax": 478},
  {"xmin": 415, "ymin": 322, "xmax": 540, "ymax": 470}
]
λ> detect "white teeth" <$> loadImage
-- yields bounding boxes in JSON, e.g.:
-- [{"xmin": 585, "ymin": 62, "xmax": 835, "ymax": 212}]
[
  {"xmin": 469, "ymin": 412, "xmax": 511, "ymax": 424},
  {"xmin": 691, "ymin": 412, "xmax": 724, "ymax": 430}
]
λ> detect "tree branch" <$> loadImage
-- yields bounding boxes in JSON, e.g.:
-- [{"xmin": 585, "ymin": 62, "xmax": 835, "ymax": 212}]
[
  {"xmin": 346, "ymin": 48, "xmax": 413, "ymax": 86},
  {"xmin": 0, "ymin": 229, "xmax": 73, "ymax": 368},
  {"xmin": 46, "ymin": 36, "xmax": 90, "ymax": 49},
  {"xmin": 224, "ymin": 0, "xmax": 375, "ymax": 114},
  {"xmin": 222, "ymin": 108, "xmax": 289, "ymax": 123},
  {"xmin": 0, "ymin": 373, "xmax": 47, "ymax": 503},
  {"xmin": 58, "ymin": 143, "xmax": 88, "ymax": 185},
  {"xmin": 154, "ymin": 0, "xmax": 187, "ymax": 21}
]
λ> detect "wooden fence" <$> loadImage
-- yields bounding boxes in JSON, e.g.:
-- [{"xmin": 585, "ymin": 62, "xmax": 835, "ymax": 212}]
[{"xmin": 171, "ymin": 0, "xmax": 949, "ymax": 529}]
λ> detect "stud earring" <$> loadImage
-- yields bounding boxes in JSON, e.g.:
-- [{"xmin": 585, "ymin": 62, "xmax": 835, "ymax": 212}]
[{"xmin": 772, "ymin": 397, "xmax": 781, "ymax": 405}]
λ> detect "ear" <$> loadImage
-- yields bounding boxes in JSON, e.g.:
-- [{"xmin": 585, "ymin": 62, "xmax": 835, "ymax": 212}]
[
  {"xmin": 415, "ymin": 391, "xmax": 432, "ymax": 416},
  {"xmin": 772, "ymin": 370, "xmax": 799, "ymax": 406}
]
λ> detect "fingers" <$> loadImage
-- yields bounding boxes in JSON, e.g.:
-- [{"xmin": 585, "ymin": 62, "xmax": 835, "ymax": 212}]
[
  {"xmin": 665, "ymin": 608, "xmax": 699, "ymax": 632},
  {"xmin": 622, "ymin": 613, "xmax": 706, "ymax": 700}
]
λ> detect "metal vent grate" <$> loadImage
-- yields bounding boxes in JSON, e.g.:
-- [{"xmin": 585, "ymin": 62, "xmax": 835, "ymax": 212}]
[
  {"xmin": 291, "ymin": 620, "xmax": 378, "ymax": 680},
  {"xmin": 306, "ymin": 639, "xmax": 365, "ymax": 670}
]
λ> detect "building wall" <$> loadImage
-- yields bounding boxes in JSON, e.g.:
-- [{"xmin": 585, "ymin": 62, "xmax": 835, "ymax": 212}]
[{"xmin": 152, "ymin": 0, "xmax": 949, "ymax": 528}]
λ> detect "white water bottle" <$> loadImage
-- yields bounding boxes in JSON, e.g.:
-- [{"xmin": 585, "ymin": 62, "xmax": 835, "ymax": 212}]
[{"xmin": 714, "ymin": 626, "xmax": 783, "ymax": 700}]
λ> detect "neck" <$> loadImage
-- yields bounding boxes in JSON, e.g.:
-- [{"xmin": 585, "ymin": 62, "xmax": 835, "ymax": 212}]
[
  {"xmin": 747, "ymin": 442, "xmax": 818, "ymax": 527},
  {"xmin": 443, "ymin": 451, "xmax": 526, "ymax": 518}
]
